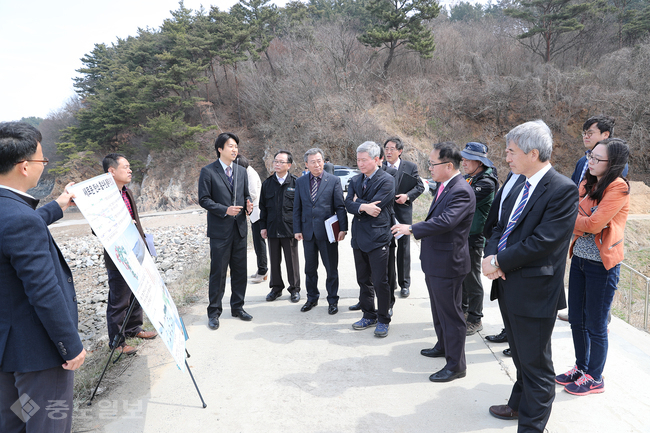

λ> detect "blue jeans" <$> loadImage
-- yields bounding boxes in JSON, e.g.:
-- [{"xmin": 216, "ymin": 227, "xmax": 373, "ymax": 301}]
[{"xmin": 568, "ymin": 256, "xmax": 620, "ymax": 381}]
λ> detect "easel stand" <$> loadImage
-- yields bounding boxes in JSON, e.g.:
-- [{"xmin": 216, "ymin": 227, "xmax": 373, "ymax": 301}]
[{"xmin": 87, "ymin": 300, "xmax": 207, "ymax": 408}]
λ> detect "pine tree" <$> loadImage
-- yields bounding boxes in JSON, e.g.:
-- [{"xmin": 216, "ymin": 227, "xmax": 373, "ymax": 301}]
[
  {"xmin": 358, "ymin": 0, "xmax": 440, "ymax": 77},
  {"xmin": 504, "ymin": 0, "xmax": 594, "ymax": 62}
]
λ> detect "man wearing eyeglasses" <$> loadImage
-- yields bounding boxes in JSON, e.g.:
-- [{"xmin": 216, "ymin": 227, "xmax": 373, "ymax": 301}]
[
  {"xmin": 101, "ymin": 153, "xmax": 157, "ymax": 355},
  {"xmin": 383, "ymin": 137, "xmax": 425, "ymax": 299},
  {"xmin": 392, "ymin": 142, "xmax": 475, "ymax": 382},
  {"xmin": 0, "ymin": 121, "xmax": 85, "ymax": 433},
  {"xmin": 259, "ymin": 150, "xmax": 301, "ymax": 303},
  {"xmin": 572, "ymin": 115, "xmax": 627, "ymax": 186}
]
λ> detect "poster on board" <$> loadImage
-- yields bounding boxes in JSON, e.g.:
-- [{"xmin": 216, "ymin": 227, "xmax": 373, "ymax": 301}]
[{"xmin": 69, "ymin": 173, "xmax": 186, "ymax": 371}]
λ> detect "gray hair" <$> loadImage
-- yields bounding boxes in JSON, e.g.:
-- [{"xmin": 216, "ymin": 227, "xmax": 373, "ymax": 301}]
[
  {"xmin": 505, "ymin": 120, "xmax": 553, "ymax": 162},
  {"xmin": 356, "ymin": 141, "xmax": 380, "ymax": 159},
  {"xmin": 303, "ymin": 147, "xmax": 325, "ymax": 163}
]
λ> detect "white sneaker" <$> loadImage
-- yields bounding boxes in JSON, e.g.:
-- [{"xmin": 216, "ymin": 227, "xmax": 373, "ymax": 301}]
[{"xmin": 250, "ymin": 273, "xmax": 268, "ymax": 283}]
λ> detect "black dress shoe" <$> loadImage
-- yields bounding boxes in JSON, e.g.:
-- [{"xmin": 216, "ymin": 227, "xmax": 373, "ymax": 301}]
[
  {"xmin": 489, "ymin": 404, "xmax": 518, "ymax": 420},
  {"xmin": 290, "ymin": 291, "xmax": 301, "ymax": 303},
  {"xmin": 429, "ymin": 368, "xmax": 466, "ymax": 382},
  {"xmin": 208, "ymin": 317, "xmax": 220, "ymax": 330},
  {"xmin": 400, "ymin": 287, "xmax": 410, "ymax": 298},
  {"xmin": 349, "ymin": 302, "xmax": 361, "ymax": 311},
  {"xmin": 328, "ymin": 304, "xmax": 338, "ymax": 315},
  {"xmin": 266, "ymin": 291, "xmax": 282, "ymax": 302},
  {"xmin": 486, "ymin": 328, "xmax": 508, "ymax": 343},
  {"xmin": 232, "ymin": 310, "xmax": 253, "ymax": 321},
  {"xmin": 420, "ymin": 347, "xmax": 445, "ymax": 358},
  {"xmin": 503, "ymin": 347, "xmax": 512, "ymax": 356},
  {"xmin": 301, "ymin": 301, "xmax": 318, "ymax": 312}
]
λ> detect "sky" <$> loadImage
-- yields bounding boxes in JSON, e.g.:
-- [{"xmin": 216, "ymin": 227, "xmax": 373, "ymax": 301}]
[
  {"xmin": 0, "ymin": 0, "xmax": 462, "ymax": 123},
  {"xmin": 0, "ymin": 0, "xmax": 287, "ymax": 122}
]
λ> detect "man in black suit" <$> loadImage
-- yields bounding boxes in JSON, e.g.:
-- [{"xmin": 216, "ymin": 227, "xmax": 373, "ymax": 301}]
[
  {"xmin": 392, "ymin": 142, "xmax": 475, "ymax": 382},
  {"xmin": 482, "ymin": 120, "xmax": 578, "ymax": 432},
  {"xmin": 345, "ymin": 141, "xmax": 395, "ymax": 337},
  {"xmin": 349, "ymin": 146, "xmax": 398, "ymax": 313},
  {"xmin": 294, "ymin": 148, "xmax": 348, "ymax": 315},
  {"xmin": 483, "ymin": 171, "xmax": 525, "ymax": 354},
  {"xmin": 199, "ymin": 132, "xmax": 253, "ymax": 330},
  {"xmin": 383, "ymin": 137, "xmax": 424, "ymax": 298},
  {"xmin": 0, "ymin": 122, "xmax": 85, "ymax": 433}
]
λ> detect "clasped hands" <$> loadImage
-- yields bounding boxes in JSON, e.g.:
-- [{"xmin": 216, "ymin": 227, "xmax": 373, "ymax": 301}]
[{"xmin": 482, "ymin": 255, "xmax": 506, "ymax": 280}]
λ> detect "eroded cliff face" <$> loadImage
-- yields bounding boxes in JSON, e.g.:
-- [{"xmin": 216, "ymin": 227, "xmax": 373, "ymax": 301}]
[
  {"xmin": 137, "ymin": 153, "xmax": 203, "ymax": 212},
  {"xmin": 40, "ymin": 129, "xmax": 272, "ymax": 211}
]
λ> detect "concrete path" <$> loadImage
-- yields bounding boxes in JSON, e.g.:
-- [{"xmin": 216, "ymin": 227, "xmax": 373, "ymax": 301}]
[{"xmin": 79, "ymin": 225, "xmax": 650, "ymax": 433}]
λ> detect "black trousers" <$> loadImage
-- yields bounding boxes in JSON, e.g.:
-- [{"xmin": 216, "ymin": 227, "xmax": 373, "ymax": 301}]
[
  {"xmin": 354, "ymin": 245, "xmax": 391, "ymax": 325},
  {"xmin": 498, "ymin": 281, "xmax": 556, "ymax": 433},
  {"xmin": 106, "ymin": 268, "xmax": 143, "ymax": 348},
  {"xmin": 395, "ymin": 234, "xmax": 411, "ymax": 289},
  {"xmin": 425, "ymin": 274, "xmax": 467, "ymax": 372},
  {"xmin": 0, "ymin": 366, "xmax": 74, "ymax": 433},
  {"xmin": 208, "ymin": 232, "xmax": 247, "ymax": 318},
  {"xmin": 268, "ymin": 237, "xmax": 301, "ymax": 293},
  {"xmin": 251, "ymin": 219, "xmax": 268, "ymax": 275},
  {"xmin": 303, "ymin": 237, "xmax": 339, "ymax": 305},
  {"xmin": 387, "ymin": 239, "xmax": 397, "ymax": 308},
  {"xmin": 462, "ymin": 245, "xmax": 484, "ymax": 323}
]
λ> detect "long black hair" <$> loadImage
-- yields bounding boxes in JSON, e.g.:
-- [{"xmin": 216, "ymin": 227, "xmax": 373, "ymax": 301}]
[{"xmin": 583, "ymin": 137, "xmax": 630, "ymax": 203}]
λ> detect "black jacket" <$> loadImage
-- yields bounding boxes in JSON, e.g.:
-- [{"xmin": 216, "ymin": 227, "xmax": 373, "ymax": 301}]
[
  {"xmin": 260, "ymin": 173, "xmax": 298, "ymax": 238},
  {"xmin": 465, "ymin": 167, "xmax": 498, "ymax": 248}
]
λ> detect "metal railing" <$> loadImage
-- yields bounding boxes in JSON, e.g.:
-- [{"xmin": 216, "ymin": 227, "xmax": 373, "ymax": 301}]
[{"xmin": 614, "ymin": 262, "xmax": 650, "ymax": 333}]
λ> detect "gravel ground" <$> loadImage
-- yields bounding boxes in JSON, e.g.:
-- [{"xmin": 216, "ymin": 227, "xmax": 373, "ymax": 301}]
[{"xmin": 50, "ymin": 208, "xmax": 210, "ymax": 349}]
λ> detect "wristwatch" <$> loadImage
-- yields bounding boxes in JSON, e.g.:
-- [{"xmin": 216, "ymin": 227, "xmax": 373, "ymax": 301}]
[
  {"xmin": 490, "ymin": 256, "xmax": 499, "ymax": 269},
  {"xmin": 408, "ymin": 225, "xmax": 413, "ymax": 234}
]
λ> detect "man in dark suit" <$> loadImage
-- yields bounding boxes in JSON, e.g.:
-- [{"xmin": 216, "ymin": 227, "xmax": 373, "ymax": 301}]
[
  {"xmin": 0, "ymin": 122, "xmax": 86, "ymax": 433},
  {"xmin": 349, "ymin": 146, "xmax": 398, "ymax": 313},
  {"xmin": 345, "ymin": 142, "xmax": 395, "ymax": 337},
  {"xmin": 383, "ymin": 137, "xmax": 424, "ymax": 298},
  {"xmin": 101, "ymin": 154, "xmax": 157, "ymax": 356},
  {"xmin": 294, "ymin": 148, "xmax": 348, "ymax": 315},
  {"xmin": 392, "ymin": 142, "xmax": 475, "ymax": 382},
  {"xmin": 199, "ymin": 132, "xmax": 253, "ymax": 330},
  {"xmin": 482, "ymin": 120, "xmax": 579, "ymax": 432},
  {"xmin": 482, "ymin": 171, "xmax": 525, "ymax": 354}
]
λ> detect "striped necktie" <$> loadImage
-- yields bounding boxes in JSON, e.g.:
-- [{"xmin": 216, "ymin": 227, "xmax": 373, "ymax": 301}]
[
  {"xmin": 498, "ymin": 181, "xmax": 531, "ymax": 252},
  {"xmin": 226, "ymin": 166, "xmax": 233, "ymax": 188},
  {"xmin": 311, "ymin": 176, "xmax": 319, "ymax": 201}
]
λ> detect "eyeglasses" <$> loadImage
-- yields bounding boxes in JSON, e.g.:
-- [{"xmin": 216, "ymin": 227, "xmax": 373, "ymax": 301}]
[
  {"xmin": 16, "ymin": 157, "xmax": 49, "ymax": 166},
  {"xmin": 428, "ymin": 160, "xmax": 450, "ymax": 167},
  {"xmin": 582, "ymin": 130, "xmax": 599, "ymax": 138},
  {"xmin": 273, "ymin": 160, "xmax": 289, "ymax": 165},
  {"xmin": 586, "ymin": 152, "xmax": 608, "ymax": 164}
]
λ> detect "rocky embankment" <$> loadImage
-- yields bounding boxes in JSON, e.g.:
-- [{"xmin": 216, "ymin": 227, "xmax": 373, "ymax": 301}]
[{"xmin": 57, "ymin": 221, "xmax": 209, "ymax": 348}]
